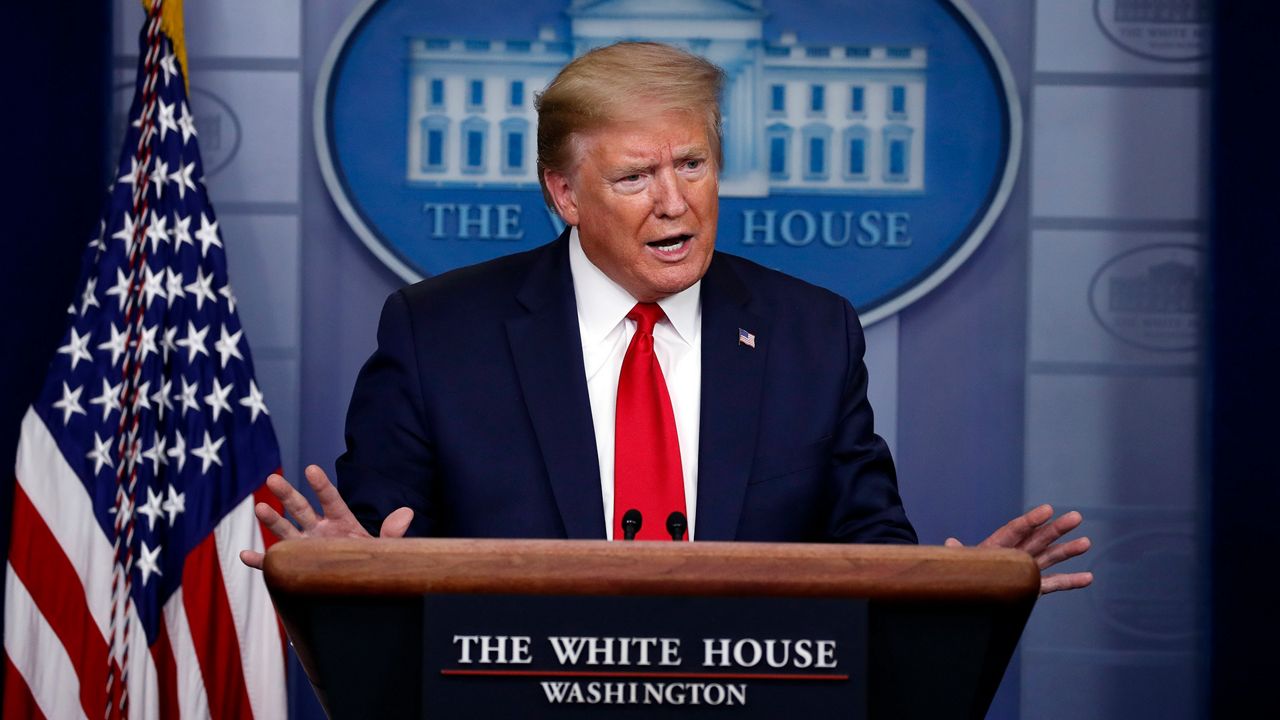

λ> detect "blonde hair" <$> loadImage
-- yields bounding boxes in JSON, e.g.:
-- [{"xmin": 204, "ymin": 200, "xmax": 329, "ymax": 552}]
[{"xmin": 535, "ymin": 42, "xmax": 726, "ymax": 206}]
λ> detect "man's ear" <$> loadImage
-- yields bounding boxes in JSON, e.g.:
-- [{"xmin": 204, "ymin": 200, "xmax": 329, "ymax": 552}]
[{"xmin": 543, "ymin": 169, "xmax": 579, "ymax": 227}]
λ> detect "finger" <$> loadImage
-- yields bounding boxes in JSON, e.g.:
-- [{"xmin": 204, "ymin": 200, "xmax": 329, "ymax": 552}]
[
  {"xmin": 979, "ymin": 504, "xmax": 1054, "ymax": 549},
  {"xmin": 239, "ymin": 549, "xmax": 265, "ymax": 570},
  {"xmin": 254, "ymin": 500, "xmax": 301, "ymax": 541},
  {"xmin": 1022, "ymin": 510, "xmax": 1084, "ymax": 557},
  {"xmin": 1040, "ymin": 571, "xmax": 1094, "ymax": 595},
  {"xmin": 379, "ymin": 507, "xmax": 415, "ymax": 538},
  {"xmin": 1035, "ymin": 536, "xmax": 1092, "ymax": 570},
  {"xmin": 304, "ymin": 465, "xmax": 359, "ymax": 524},
  {"xmin": 944, "ymin": 537, "xmax": 964, "ymax": 548},
  {"xmin": 268, "ymin": 473, "xmax": 319, "ymax": 531}
]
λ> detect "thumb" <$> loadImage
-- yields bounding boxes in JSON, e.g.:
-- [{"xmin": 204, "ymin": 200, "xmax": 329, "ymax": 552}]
[
  {"xmin": 239, "ymin": 549, "xmax": 265, "ymax": 570},
  {"xmin": 944, "ymin": 537, "xmax": 964, "ymax": 548},
  {"xmin": 379, "ymin": 507, "xmax": 415, "ymax": 538}
]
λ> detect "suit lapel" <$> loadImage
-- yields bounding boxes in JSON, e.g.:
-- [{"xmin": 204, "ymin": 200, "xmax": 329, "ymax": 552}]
[
  {"xmin": 695, "ymin": 255, "xmax": 769, "ymax": 541},
  {"xmin": 505, "ymin": 235, "xmax": 606, "ymax": 539}
]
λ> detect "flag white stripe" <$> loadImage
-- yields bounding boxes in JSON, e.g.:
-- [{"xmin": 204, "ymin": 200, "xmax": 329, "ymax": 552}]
[
  {"xmin": 125, "ymin": 601, "xmax": 161, "ymax": 720},
  {"xmin": 15, "ymin": 408, "xmax": 114, "ymax": 640},
  {"xmin": 214, "ymin": 495, "xmax": 288, "ymax": 720},
  {"xmin": 164, "ymin": 587, "xmax": 213, "ymax": 720},
  {"xmin": 4, "ymin": 565, "xmax": 90, "ymax": 720}
]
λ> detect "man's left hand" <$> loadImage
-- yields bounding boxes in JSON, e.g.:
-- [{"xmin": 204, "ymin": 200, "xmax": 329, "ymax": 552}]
[{"xmin": 945, "ymin": 504, "xmax": 1093, "ymax": 595}]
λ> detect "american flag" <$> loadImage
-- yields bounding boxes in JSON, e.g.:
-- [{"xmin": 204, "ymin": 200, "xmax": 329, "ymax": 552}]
[{"xmin": 3, "ymin": 2, "xmax": 287, "ymax": 718}]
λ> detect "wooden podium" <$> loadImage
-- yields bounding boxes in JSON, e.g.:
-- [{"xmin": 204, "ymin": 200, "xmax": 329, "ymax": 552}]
[{"xmin": 265, "ymin": 539, "xmax": 1038, "ymax": 719}]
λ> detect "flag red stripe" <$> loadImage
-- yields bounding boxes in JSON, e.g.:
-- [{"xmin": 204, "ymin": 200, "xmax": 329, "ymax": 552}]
[
  {"xmin": 2, "ymin": 653, "xmax": 48, "ymax": 720},
  {"xmin": 149, "ymin": 616, "xmax": 180, "ymax": 720},
  {"xmin": 182, "ymin": 534, "xmax": 254, "ymax": 719},
  {"xmin": 7, "ymin": 482, "xmax": 109, "ymax": 719}
]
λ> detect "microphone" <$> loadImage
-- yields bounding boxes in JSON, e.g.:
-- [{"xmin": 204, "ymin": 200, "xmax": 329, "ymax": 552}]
[
  {"xmin": 666, "ymin": 511, "xmax": 687, "ymax": 542},
  {"xmin": 621, "ymin": 509, "xmax": 643, "ymax": 541}
]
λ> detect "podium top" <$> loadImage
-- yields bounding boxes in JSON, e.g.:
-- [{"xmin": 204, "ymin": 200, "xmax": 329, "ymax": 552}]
[{"xmin": 265, "ymin": 538, "xmax": 1039, "ymax": 603}]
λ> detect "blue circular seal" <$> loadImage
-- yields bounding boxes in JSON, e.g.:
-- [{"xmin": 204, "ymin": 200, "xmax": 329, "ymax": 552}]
[{"xmin": 317, "ymin": 0, "xmax": 1020, "ymax": 324}]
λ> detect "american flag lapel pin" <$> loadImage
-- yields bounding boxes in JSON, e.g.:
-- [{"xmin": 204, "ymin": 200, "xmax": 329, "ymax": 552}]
[{"xmin": 738, "ymin": 328, "xmax": 756, "ymax": 348}]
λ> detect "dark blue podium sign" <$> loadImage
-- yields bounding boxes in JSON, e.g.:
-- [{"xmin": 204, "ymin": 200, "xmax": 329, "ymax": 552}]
[{"xmin": 421, "ymin": 595, "xmax": 868, "ymax": 718}]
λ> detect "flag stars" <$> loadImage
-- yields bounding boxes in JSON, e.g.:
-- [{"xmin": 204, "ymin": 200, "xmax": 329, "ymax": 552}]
[
  {"xmin": 57, "ymin": 327, "xmax": 94, "ymax": 370},
  {"xmin": 112, "ymin": 212, "xmax": 138, "ymax": 249},
  {"xmin": 137, "ymin": 486, "xmax": 165, "ymax": 531},
  {"xmin": 108, "ymin": 488, "xmax": 134, "ymax": 524},
  {"xmin": 195, "ymin": 213, "xmax": 222, "ymax": 258},
  {"xmin": 159, "ymin": 52, "xmax": 179, "ymax": 86},
  {"xmin": 149, "ymin": 159, "xmax": 169, "ymax": 200},
  {"xmin": 133, "ymin": 379, "xmax": 153, "ymax": 414},
  {"xmin": 167, "ymin": 431, "xmax": 187, "ymax": 473},
  {"xmin": 80, "ymin": 277, "xmax": 100, "ymax": 315},
  {"xmin": 171, "ymin": 213, "xmax": 193, "ymax": 251},
  {"xmin": 137, "ymin": 325, "xmax": 160, "ymax": 364},
  {"xmin": 151, "ymin": 379, "xmax": 173, "ymax": 421},
  {"xmin": 89, "ymin": 378, "xmax": 123, "ymax": 422},
  {"xmin": 156, "ymin": 98, "xmax": 178, "ymax": 141},
  {"xmin": 191, "ymin": 431, "xmax": 225, "ymax": 474},
  {"xmin": 205, "ymin": 378, "xmax": 234, "ymax": 421},
  {"xmin": 86, "ymin": 433, "xmax": 114, "ymax": 475},
  {"xmin": 175, "ymin": 376, "xmax": 201, "ymax": 415},
  {"xmin": 137, "ymin": 541, "xmax": 162, "ymax": 587},
  {"xmin": 215, "ymin": 326, "xmax": 244, "ymax": 368},
  {"xmin": 98, "ymin": 323, "xmax": 128, "ymax": 366},
  {"xmin": 52, "ymin": 382, "xmax": 86, "ymax": 424},
  {"xmin": 171, "ymin": 161, "xmax": 197, "ymax": 199},
  {"xmin": 142, "ymin": 265, "xmax": 168, "ymax": 307},
  {"xmin": 185, "ymin": 268, "xmax": 217, "ymax": 311},
  {"xmin": 165, "ymin": 268, "xmax": 186, "ymax": 305},
  {"xmin": 118, "ymin": 156, "xmax": 148, "ymax": 191},
  {"xmin": 219, "ymin": 285, "xmax": 238, "ymax": 314},
  {"xmin": 161, "ymin": 325, "xmax": 179, "ymax": 363},
  {"xmin": 239, "ymin": 380, "xmax": 270, "ymax": 423},
  {"xmin": 105, "ymin": 268, "xmax": 133, "ymax": 312},
  {"xmin": 177, "ymin": 101, "xmax": 198, "ymax": 144},
  {"xmin": 176, "ymin": 321, "xmax": 209, "ymax": 363},
  {"xmin": 144, "ymin": 210, "xmax": 170, "ymax": 253},
  {"xmin": 163, "ymin": 485, "xmax": 186, "ymax": 525},
  {"xmin": 142, "ymin": 432, "xmax": 169, "ymax": 475}
]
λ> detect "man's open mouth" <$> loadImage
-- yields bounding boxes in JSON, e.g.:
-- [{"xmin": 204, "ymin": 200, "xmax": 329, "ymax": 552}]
[{"xmin": 647, "ymin": 234, "xmax": 692, "ymax": 253}]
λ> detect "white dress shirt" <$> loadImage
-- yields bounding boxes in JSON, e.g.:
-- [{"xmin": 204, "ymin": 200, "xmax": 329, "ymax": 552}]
[{"xmin": 568, "ymin": 228, "xmax": 702, "ymax": 540}]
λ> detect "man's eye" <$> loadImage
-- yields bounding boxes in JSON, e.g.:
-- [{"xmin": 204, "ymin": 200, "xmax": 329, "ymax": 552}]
[
  {"xmin": 685, "ymin": 160, "xmax": 702, "ymax": 170},
  {"xmin": 620, "ymin": 174, "xmax": 642, "ymax": 183}
]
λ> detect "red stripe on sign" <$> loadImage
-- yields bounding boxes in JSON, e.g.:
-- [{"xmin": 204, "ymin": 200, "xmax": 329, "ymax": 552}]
[
  {"xmin": 150, "ymin": 615, "xmax": 180, "ymax": 720},
  {"xmin": 254, "ymin": 477, "xmax": 289, "ymax": 653},
  {"xmin": 7, "ymin": 481, "xmax": 109, "ymax": 719},
  {"xmin": 182, "ymin": 534, "xmax": 255, "ymax": 719},
  {"xmin": 3, "ymin": 653, "xmax": 48, "ymax": 720}
]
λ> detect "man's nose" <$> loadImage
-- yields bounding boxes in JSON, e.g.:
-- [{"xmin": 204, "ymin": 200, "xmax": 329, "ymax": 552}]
[{"xmin": 651, "ymin": 168, "xmax": 689, "ymax": 218}]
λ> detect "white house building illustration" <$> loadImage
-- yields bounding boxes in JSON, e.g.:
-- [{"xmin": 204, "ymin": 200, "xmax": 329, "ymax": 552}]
[{"xmin": 405, "ymin": 0, "xmax": 927, "ymax": 197}]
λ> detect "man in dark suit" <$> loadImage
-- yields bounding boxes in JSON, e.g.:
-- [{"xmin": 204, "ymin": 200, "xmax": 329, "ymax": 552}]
[{"xmin": 242, "ymin": 42, "xmax": 1090, "ymax": 593}]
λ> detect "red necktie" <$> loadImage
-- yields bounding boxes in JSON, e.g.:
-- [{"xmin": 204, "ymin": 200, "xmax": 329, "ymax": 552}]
[{"xmin": 614, "ymin": 303, "xmax": 687, "ymax": 541}]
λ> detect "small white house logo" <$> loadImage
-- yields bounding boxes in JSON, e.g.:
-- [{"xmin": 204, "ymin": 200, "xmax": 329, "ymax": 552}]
[
  {"xmin": 318, "ymin": 0, "xmax": 1021, "ymax": 324},
  {"xmin": 1090, "ymin": 530, "xmax": 1197, "ymax": 641},
  {"xmin": 1088, "ymin": 244, "xmax": 1203, "ymax": 352},
  {"xmin": 1094, "ymin": 0, "xmax": 1211, "ymax": 62}
]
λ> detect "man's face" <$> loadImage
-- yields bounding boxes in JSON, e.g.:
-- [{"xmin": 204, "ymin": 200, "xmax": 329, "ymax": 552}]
[{"xmin": 545, "ymin": 109, "xmax": 719, "ymax": 302}]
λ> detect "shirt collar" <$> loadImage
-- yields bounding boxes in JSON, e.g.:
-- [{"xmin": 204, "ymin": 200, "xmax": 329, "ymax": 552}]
[{"xmin": 568, "ymin": 227, "xmax": 701, "ymax": 346}]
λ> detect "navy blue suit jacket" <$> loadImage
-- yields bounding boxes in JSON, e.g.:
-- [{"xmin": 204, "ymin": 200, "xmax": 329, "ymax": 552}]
[{"xmin": 337, "ymin": 233, "xmax": 916, "ymax": 543}]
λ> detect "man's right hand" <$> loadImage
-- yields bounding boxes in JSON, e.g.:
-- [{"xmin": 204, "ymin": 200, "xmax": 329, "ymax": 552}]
[{"xmin": 238, "ymin": 464, "xmax": 415, "ymax": 570}]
